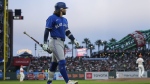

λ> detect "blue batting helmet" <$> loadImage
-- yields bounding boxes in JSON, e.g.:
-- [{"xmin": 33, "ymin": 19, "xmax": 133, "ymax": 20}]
[{"xmin": 55, "ymin": 2, "xmax": 68, "ymax": 10}]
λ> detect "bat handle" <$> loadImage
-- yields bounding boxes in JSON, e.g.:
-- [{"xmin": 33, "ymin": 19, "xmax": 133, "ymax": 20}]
[
  {"xmin": 40, "ymin": 44, "xmax": 43, "ymax": 47},
  {"xmin": 47, "ymin": 50, "xmax": 52, "ymax": 54}
]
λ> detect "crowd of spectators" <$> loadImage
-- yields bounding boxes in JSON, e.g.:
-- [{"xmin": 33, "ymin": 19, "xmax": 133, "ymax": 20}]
[
  {"xmin": 28, "ymin": 56, "xmax": 51, "ymax": 72},
  {"xmin": 28, "ymin": 53, "xmax": 150, "ymax": 72}
]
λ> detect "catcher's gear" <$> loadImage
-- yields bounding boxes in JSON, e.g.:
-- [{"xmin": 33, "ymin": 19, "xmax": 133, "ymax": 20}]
[{"xmin": 55, "ymin": 2, "xmax": 68, "ymax": 10}]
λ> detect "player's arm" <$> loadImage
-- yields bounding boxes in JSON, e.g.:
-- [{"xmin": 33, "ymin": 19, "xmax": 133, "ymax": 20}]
[
  {"xmin": 44, "ymin": 28, "xmax": 51, "ymax": 43},
  {"xmin": 142, "ymin": 59, "xmax": 145, "ymax": 65},
  {"xmin": 42, "ymin": 16, "xmax": 53, "ymax": 51},
  {"xmin": 136, "ymin": 59, "xmax": 138, "ymax": 67},
  {"xmin": 64, "ymin": 19, "xmax": 75, "ymax": 41},
  {"xmin": 136, "ymin": 59, "xmax": 138, "ymax": 64},
  {"xmin": 143, "ymin": 62, "xmax": 145, "ymax": 65},
  {"xmin": 44, "ymin": 16, "xmax": 53, "ymax": 43},
  {"xmin": 65, "ymin": 29, "xmax": 75, "ymax": 41},
  {"xmin": 65, "ymin": 19, "xmax": 79, "ymax": 47},
  {"xmin": 65, "ymin": 29, "xmax": 80, "ymax": 47}
]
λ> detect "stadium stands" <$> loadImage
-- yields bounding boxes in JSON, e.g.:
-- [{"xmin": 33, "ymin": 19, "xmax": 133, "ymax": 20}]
[{"xmin": 27, "ymin": 53, "xmax": 150, "ymax": 72}]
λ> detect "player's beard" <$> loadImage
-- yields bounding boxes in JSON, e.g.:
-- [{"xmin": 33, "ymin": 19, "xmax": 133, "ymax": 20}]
[{"xmin": 62, "ymin": 12, "xmax": 66, "ymax": 15}]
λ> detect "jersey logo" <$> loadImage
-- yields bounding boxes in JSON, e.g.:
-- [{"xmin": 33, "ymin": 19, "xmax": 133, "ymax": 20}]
[
  {"xmin": 56, "ymin": 19, "xmax": 59, "ymax": 21},
  {"xmin": 55, "ymin": 23, "xmax": 68, "ymax": 28}
]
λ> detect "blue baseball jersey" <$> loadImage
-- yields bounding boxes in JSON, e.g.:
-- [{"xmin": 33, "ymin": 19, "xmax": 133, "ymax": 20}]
[{"xmin": 45, "ymin": 14, "xmax": 68, "ymax": 39}]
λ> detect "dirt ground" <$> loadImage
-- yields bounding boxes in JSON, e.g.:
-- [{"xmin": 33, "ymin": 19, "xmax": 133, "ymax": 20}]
[{"xmin": 96, "ymin": 78, "xmax": 150, "ymax": 82}]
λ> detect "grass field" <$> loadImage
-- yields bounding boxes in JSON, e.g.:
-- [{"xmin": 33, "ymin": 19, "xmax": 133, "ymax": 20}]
[{"xmin": 0, "ymin": 79, "xmax": 150, "ymax": 84}]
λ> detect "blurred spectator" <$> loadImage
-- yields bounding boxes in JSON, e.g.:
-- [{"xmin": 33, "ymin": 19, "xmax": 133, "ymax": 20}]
[{"xmin": 28, "ymin": 53, "xmax": 150, "ymax": 72}]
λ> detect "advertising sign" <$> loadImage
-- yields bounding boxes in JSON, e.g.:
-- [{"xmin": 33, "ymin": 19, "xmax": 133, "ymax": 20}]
[
  {"xmin": 85, "ymin": 72, "xmax": 108, "ymax": 80},
  {"xmin": 0, "ymin": 72, "xmax": 2, "ymax": 79},
  {"xmin": 13, "ymin": 58, "xmax": 31, "ymax": 66},
  {"xmin": 55, "ymin": 72, "xmax": 64, "ymax": 80},
  {"xmin": 16, "ymin": 71, "xmax": 48, "ymax": 80},
  {"xmin": 116, "ymin": 71, "xmax": 147, "ymax": 78},
  {"xmin": 15, "ymin": 71, "xmax": 85, "ymax": 80},
  {"xmin": 76, "ymin": 48, "xmax": 87, "ymax": 57}
]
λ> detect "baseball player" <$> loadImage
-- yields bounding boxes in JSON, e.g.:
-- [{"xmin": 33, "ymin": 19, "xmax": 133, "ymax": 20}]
[
  {"xmin": 42, "ymin": 2, "xmax": 79, "ymax": 84},
  {"xmin": 20, "ymin": 65, "xmax": 25, "ymax": 82},
  {"xmin": 136, "ymin": 54, "xmax": 145, "ymax": 78}
]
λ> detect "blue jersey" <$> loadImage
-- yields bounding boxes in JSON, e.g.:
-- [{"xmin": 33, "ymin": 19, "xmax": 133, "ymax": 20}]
[{"xmin": 45, "ymin": 14, "xmax": 68, "ymax": 39}]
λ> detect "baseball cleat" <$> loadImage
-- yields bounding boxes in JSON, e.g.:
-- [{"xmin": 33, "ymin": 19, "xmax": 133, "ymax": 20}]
[{"xmin": 67, "ymin": 80, "xmax": 78, "ymax": 84}]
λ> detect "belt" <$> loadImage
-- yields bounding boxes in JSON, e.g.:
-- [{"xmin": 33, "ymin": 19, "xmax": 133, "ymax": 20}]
[{"xmin": 52, "ymin": 37, "xmax": 65, "ymax": 41}]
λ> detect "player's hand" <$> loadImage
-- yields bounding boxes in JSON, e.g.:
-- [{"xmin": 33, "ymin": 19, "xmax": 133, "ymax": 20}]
[
  {"xmin": 74, "ymin": 39, "xmax": 80, "ymax": 47},
  {"xmin": 42, "ymin": 44, "xmax": 49, "ymax": 51}
]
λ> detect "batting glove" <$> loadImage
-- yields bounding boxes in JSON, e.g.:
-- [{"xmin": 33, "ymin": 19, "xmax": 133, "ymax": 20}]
[
  {"xmin": 74, "ymin": 39, "xmax": 80, "ymax": 47},
  {"xmin": 42, "ymin": 44, "xmax": 49, "ymax": 51}
]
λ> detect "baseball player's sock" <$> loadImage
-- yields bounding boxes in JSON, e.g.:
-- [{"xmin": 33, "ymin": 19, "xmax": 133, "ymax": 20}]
[
  {"xmin": 47, "ymin": 80, "xmax": 52, "ymax": 84},
  {"xmin": 58, "ymin": 60, "xmax": 69, "ymax": 83},
  {"xmin": 47, "ymin": 71, "xmax": 54, "ymax": 81},
  {"xmin": 47, "ymin": 62, "xmax": 58, "ymax": 84},
  {"xmin": 50, "ymin": 62, "xmax": 58, "ymax": 71}
]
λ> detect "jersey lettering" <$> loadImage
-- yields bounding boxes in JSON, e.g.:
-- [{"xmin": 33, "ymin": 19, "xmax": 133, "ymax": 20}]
[
  {"xmin": 55, "ymin": 23, "xmax": 67, "ymax": 29},
  {"xmin": 46, "ymin": 14, "xmax": 68, "ymax": 39}
]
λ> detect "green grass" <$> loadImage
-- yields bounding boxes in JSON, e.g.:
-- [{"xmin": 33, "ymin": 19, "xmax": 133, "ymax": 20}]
[{"xmin": 0, "ymin": 80, "xmax": 150, "ymax": 84}]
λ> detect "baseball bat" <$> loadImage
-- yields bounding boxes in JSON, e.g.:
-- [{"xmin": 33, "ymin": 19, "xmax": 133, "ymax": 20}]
[{"xmin": 23, "ymin": 31, "xmax": 52, "ymax": 54}]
